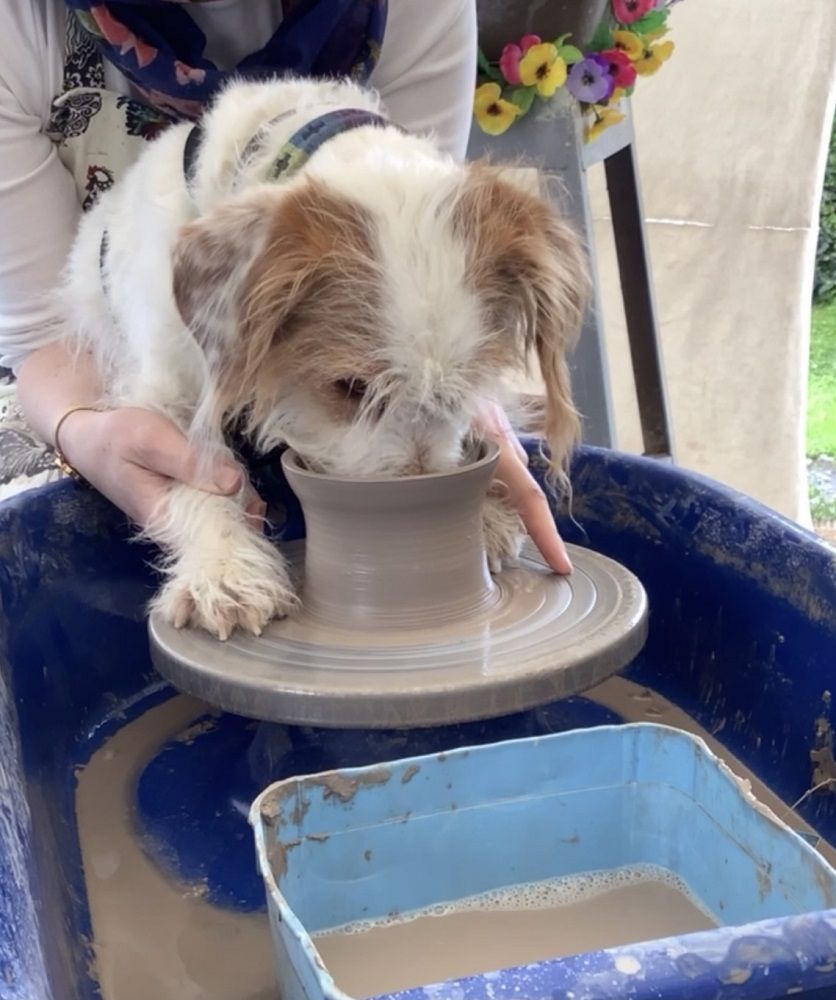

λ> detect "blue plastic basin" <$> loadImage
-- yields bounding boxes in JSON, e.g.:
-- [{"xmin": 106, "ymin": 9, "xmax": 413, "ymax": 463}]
[{"xmin": 252, "ymin": 723, "xmax": 836, "ymax": 1000}]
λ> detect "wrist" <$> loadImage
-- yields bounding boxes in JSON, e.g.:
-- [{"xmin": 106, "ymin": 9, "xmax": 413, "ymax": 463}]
[{"xmin": 54, "ymin": 406, "xmax": 110, "ymax": 479}]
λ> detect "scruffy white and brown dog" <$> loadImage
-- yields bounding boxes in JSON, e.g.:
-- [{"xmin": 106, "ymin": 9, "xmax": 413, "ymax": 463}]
[{"xmin": 61, "ymin": 77, "xmax": 589, "ymax": 639}]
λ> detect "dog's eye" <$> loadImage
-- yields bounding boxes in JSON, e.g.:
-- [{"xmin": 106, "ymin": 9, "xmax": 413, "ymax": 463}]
[{"xmin": 333, "ymin": 378, "xmax": 368, "ymax": 403}]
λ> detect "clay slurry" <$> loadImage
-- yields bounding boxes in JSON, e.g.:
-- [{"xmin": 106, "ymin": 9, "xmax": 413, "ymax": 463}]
[{"xmin": 313, "ymin": 865, "xmax": 717, "ymax": 998}]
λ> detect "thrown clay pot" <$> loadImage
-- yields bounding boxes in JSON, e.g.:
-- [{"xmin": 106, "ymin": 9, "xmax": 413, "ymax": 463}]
[
  {"xmin": 149, "ymin": 442, "xmax": 648, "ymax": 728},
  {"xmin": 281, "ymin": 444, "xmax": 499, "ymax": 631}
]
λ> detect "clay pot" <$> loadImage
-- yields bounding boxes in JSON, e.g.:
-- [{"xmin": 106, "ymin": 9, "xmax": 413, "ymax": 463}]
[
  {"xmin": 477, "ymin": 0, "xmax": 610, "ymax": 60},
  {"xmin": 281, "ymin": 444, "xmax": 500, "ymax": 631}
]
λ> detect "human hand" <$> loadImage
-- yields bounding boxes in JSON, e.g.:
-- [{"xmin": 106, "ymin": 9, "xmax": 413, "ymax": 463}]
[
  {"xmin": 57, "ymin": 407, "xmax": 266, "ymax": 528},
  {"xmin": 474, "ymin": 400, "xmax": 573, "ymax": 575}
]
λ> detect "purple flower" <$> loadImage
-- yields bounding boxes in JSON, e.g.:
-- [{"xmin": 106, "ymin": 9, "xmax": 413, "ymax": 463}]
[{"xmin": 567, "ymin": 55, "xmax": 615, "ymax": 104}]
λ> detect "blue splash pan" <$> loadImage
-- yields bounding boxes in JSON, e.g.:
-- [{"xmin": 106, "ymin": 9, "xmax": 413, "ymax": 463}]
[{"xmin": 252, "ymin": 723, "xmax": 836, "ymax": 1000}]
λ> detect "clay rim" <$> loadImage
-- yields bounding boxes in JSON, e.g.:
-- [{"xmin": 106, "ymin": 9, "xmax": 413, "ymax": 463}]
[{"xmin": 280, "ymin": 440, "xmax": 499, "ymax": 485}]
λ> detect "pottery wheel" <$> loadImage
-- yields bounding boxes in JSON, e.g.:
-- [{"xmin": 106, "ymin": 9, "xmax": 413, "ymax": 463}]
[{"xmin": 149, "ymin": 542, "xmax": 648, "ymax": 729}]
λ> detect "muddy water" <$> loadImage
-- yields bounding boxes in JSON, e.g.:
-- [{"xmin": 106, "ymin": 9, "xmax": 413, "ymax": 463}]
[
  {"xmin": 314, "ymin": 869, "xmax": 716, "ymax": 999},
  {"xmin": 74, "ymin": 679, "xmax": 836, "ymax": 1000},
  {"xmin": 75, "ymin": 696, "xmax": 279, "ymax": 1000}
]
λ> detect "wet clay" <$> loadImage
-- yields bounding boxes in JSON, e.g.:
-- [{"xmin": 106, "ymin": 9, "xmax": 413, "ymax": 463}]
[
  {"xmin": 281, "ymin": 446, "xmax": 499, "ymax": 630},
  {"xmin": 313, "ymin": 868, "xmax": 716, "ymax": 999}
]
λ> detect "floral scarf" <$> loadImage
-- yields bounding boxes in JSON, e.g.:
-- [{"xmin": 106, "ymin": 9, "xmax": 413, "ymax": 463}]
[{"xmin": 64, "ymin": 0, "xmax": 387, "ymax": 119}]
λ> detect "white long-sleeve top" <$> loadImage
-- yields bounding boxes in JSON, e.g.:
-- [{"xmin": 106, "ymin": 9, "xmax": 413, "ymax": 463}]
[{"xmin": 0, "ymin": 0, "xmax": 477, "ymax": 371}]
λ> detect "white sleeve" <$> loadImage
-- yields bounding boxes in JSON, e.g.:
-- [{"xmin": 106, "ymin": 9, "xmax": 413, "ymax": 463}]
[
  {"xmin": 371, "ymin": 0, "xmax": 477, "ymax": 162},
  {"xmin": 0, "ymin": 3, "xmax": 80, "ymax": 372}
]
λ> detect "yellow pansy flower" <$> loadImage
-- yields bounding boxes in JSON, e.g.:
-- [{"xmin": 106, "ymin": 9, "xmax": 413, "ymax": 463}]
[
  {"xmin": 473, "ymin": 83, "xmax": 522, "ymax": 136},
  {"xmin": 613, "ymin": 30, "xmax": 644, "ymax": 62},
  {"xmin": 635, "ymin": 40, "xmax": 675, "ymax": 76},
  {"xmin": 585, "ymin": 107, "xmax": 626, "ymax": 142},
  {"xmin": 610, "ymin": 87, "xmax": 628, "ymax": 104},
  {"xmin": 519, "ymin": 42, "xmax": 568, "ymax": 97}
]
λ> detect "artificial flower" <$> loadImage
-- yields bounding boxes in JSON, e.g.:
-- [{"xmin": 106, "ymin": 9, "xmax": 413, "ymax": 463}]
[
  {"xmin": 520, "ymin": 34, "xmax": 542, "ymax": 53},
  {"xmin": 499, "ymin": 34, "xmax": 546, "ymax": 85},
  {"xmin": 598, "ymin": 48, "xmax": 637, "ymax": 89},
  {"xmin": 586, "ymin": 106, "xmax": 625, "ymax": 141},
  {"xmin": 610, "ymin": 86, "xmax": 629, "ymax": 103},
  {"xmin": 499, "ymin": 43, "xmax": 524, "ymax": 84},
  {"xmin": 519, "ymin": 42, "xmax": 568, "ymax": 97},
  {"xmin": 612, "ymin": 0, "xmax": 655, "ymax": 24},
  {"xmin": 613, "ymin": 30, "xmax": 644, "ymax": 62},
  {"xmin": 473, "ymin": 83, "xmax": 521, "ymax": 135},
  {"xmin": 635, "ymin": 39, "xmax": 675, "ymax": 75},
  {"xmin": 567, "ymin": 55, "xmax": 614, "ymax": 104}
]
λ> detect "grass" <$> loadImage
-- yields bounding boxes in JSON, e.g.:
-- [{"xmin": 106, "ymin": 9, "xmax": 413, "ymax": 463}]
[{"xmin": 807, "ymin": 298, "xmax": 836, "ymax": 458}]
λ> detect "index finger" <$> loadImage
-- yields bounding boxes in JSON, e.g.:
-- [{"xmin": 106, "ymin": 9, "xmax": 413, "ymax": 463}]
[{"xmin": 494, "ymin": 447, "xmax": 573, "ymax": 575}]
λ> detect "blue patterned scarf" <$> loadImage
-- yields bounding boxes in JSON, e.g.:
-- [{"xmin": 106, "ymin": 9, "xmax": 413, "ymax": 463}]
[{"xmin": 65, "ymin": 0, "xmax": 387, "ymax": 119}]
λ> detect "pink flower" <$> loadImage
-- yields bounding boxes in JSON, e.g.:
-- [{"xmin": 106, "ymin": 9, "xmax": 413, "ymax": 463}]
[
  {"xmin": 499, "ymin": 34, "xmax": 543, "ymax": 85},
  {"xmin": 598, "ymin": 48, "xmax": 637, "ymax": 88},
  {"xmin": 499, "ymin": 43, "xmax": 523, "ymax": 84},
  {"xmin": 174, "ymin": 61, "xmax": 207, "ymax": 87},
  {"xmin": 612, "ymin": 0, "xmax": 655, "ymax": 24}
]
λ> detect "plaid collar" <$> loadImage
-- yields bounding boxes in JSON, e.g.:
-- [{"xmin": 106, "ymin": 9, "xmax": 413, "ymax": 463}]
[
  {"xmin": 182, "ymin": 107, "xmax": 393, "ymax": 191},
  {"xmin": 100, "ymin": 108, "xmax": 394, "ymax": 290}
]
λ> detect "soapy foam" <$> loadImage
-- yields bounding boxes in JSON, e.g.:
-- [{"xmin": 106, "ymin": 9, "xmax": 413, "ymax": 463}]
[{"xmin": 317, "ymin": 863, "xmax": 716, "ymax": 936}]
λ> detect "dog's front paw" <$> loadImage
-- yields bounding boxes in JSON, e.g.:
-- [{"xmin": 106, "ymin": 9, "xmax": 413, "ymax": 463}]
[
  {"xmin": 153, "ymin": 540, "xmax": 298, "ymax": 640},
  {"xmin": 482, "ymin": 491, "xmax": 526, "ymax": 574}
]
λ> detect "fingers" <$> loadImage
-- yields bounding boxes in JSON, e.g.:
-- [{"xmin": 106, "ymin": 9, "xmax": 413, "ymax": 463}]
[
  {"xmin": 118, "ymin": 408, "xmax": 269, "ymax": 527},
  {"xmin": 491, "ymin": 419, "xmax": 573, "ymax": 576},
  {"xmin": 123, "ymin": 410, "xmax": 243, "ymax": 495},
  {"xmin": 242, "ymin": 483, "xmax": 269, "ymax": 531}
]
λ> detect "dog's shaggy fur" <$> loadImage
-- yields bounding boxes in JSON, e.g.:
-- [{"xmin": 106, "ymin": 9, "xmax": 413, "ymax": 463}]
[{"xmin": 61, "ymin": 77, "xmax": 589, "ymax": 638}]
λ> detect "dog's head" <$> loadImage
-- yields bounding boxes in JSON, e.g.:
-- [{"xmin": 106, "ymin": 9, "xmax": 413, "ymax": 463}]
[{"xmin": 172, "ymin": 161, "xmax": 589, "ymax": 479}]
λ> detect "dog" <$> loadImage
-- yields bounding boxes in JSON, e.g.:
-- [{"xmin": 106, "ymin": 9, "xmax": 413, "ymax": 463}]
[{"xmin": 61, "ymin": 76, "xmax": 590, "ymax": 639}]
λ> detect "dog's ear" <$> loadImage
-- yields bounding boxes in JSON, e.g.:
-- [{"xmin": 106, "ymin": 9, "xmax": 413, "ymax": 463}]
[
  {"xmin": 172, "ymin": 181, "xmax": 377, "ymax": 434},
  {"xmin": 455, "ymin": 164, "xmax": 590, "ymax": 482}
]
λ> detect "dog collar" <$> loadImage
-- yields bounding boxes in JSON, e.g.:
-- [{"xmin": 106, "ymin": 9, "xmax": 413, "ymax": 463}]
[
  {"xmin": 182, "ymin": 107, "xmax": 393, "ymax": 191},
  {"xmin": 100, "ymin": 108, "xmax": 394, "ymax": 294}
]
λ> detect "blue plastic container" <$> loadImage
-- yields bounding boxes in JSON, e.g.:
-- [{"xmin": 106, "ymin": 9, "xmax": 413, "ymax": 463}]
[{"xmin": 252, "ymin": 724, "xmax": 836, "ymax": 1000}]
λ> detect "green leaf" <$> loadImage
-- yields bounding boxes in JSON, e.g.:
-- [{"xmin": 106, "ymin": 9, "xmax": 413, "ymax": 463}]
[
  {"xmin": 554, "ymin": 32, "xmax": 572, "ymax": 48},
  {"xmin": 633, "ymin": 10, "xmax": 668, "ymax": 34},
  {"xmin": 476, "ymin": 48, "xmax": 503, "ymax": 84},
  {"xmin": 587, "ymin": 21, "xmax": 614, "ymax": 52},
  {"xmin": 558, "ymin": 44, "xmax": 584, "ymax": 64},
  {"xmin": 508, "ymin": 86, "xmax": 536, "ymax": 115}
]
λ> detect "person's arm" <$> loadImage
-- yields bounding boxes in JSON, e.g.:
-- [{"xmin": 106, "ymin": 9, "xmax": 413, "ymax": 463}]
[
  {"xmin": 16, "ymin": 345, "xmax": 255, "ymax": 525},
  {"xmin": 0, "ymin": 4, "xmax": 253, "ymax": 524},
  {"xmin": 372, "ymin": 0, "xmax": 477, "ymax": 160}
]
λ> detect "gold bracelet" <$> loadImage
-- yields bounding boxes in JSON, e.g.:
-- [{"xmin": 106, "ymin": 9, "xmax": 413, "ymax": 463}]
[{"xmin": 53, "ymin": 405, "xmax": 108, "ymax": 482}]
